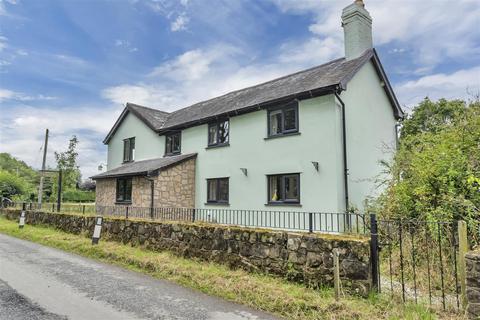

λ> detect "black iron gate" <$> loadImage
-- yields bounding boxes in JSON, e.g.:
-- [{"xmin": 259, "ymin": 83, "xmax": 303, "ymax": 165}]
[{"xmin": 370, "ymin": 214, "xmax": 462, "ymax": 312}]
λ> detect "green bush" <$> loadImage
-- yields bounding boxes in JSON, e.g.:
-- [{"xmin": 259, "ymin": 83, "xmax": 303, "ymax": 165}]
[
  {"xmin": 378, "ymin": 98, "xmax": 480, "ymax": 243},
  {"xmin": 62, "ymin": 189, "xmax": 95, "ymax": 203},
  {"xmin": 0, "ymin": 170, "xmax": 30, "ymax": 199}
]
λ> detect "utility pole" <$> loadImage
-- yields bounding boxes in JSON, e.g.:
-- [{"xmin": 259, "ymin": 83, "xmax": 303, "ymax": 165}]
[{"xmin": 38, "ymin": 129, "xmax": 49, "ymax": 207}]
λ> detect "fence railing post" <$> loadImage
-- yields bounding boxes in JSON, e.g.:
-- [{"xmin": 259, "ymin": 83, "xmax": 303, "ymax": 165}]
[
  {"xmin": 192, "ymin": 208, "xmax": 196, "ymax": 222},
  {"xmin": 308, "ymin": 212, "xmax": 313, "ymax": 233},
  {"xmin": 370, "ymin": 213, "xmax": 379, "ymax": 293},
  {"xmin": 22, "ymin": 202, "xmax": 26, "ymax": 211},
  {"xmin": 457, "ymin": 220, "xmax": 468, "ymax": 310},
  {"xmin": 125, "ymin": 206, "xmax": 129, "ymax": 220},
  {"xmin": 82, "ymin": 205, "xmax": 85, "ymax": 215}
]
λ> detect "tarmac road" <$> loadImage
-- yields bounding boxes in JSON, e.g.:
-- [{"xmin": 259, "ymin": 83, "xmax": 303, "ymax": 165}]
[{"xmin": 0, "ymin": 233, "xmax": 278, "ymax": 320}]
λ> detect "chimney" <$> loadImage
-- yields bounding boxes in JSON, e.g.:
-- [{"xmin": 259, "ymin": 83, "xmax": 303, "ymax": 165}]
[{"xmin": 341, "ymin": 0, "xmax": 373, "ymax": 60}]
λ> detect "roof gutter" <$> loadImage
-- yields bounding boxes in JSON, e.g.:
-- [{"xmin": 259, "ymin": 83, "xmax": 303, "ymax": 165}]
[
  {"xmin": 156, "ymin": 85, "xmax": 339, "ymax": 135},
  {"xmin": 334, "ymin": 89, "xmax": 350, "ymax": 213}
]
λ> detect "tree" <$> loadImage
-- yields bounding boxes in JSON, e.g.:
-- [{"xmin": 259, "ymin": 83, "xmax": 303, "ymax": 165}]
[
  {"xmin": 378, "ymin": 98, "xmax": 480, "ymax": 242},
  {"xmin": 0, "ymin": 170, "xmax": 29, "ymax": 199},
  {"xmin": 51, "ymin": 136, "xmax": 81, "ymax": 201},
  {"xmin": 0, "ymin": 153, "xmax": 38, "ymax": 199},
  {"xmin": 400, "ymin": 98, "xmax": 467, "ymax": 139}
]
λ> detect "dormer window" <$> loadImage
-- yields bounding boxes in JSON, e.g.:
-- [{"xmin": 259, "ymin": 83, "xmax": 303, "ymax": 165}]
[
  {"xmin": 165, "ymin": 131, "xmax": 181, "ymax": 156},
  {"xmin": 123, "ymin": 137, "xmax": 135, "ymax": 162},
  {"xmin": 208, "ymin": 119, "xmax": 229, "ymax": 147}
]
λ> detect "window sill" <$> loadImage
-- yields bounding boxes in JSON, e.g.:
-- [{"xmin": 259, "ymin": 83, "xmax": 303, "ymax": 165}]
[
  {"xmin": 264, "ymin": 132, "xmax": 301, "ymax": 140},
  {"xmin": 205, "ymin": 143, "xmax": 230, "ymax": 150},
  {"xmin": 115, "ymin": 201, "xmax": 132, "ymax": 205},
  {"xmin": 164, "ymin": 152, "xmax": 181, "ymax": 157},
  {"xmin": 264, "ymin": 202, "xmax": 302, "ymax": 207},
  {"xmin": 204, "ymin": 202, "xmax": 230, "ymax": 206},
  {"xmin": 122, "ymin": 160, "xmax": 134, "ymax": 164}
]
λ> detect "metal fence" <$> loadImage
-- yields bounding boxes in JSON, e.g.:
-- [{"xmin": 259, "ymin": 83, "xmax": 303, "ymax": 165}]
[
  {"xmin": 6, "ymin": 202, "xmax": 367, "ymax": 234},
  {"xmin": 371, "ymin": 215, "xmax": 464, "ymax": 312}
]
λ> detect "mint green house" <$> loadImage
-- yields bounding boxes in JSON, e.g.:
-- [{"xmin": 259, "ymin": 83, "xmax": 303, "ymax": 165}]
[{"xmin": 92, "ymin": 1, "xmax": 403, "ymax": 226}]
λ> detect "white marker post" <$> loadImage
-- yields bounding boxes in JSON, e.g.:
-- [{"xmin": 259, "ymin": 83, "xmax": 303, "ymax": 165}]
[
  {"xmin": 92, "ymin": 216, "xmax": 103, "ymax": 245},
  {"xmin": 19, "ymin": 211, "xmax": 26, "ymax": 229}
]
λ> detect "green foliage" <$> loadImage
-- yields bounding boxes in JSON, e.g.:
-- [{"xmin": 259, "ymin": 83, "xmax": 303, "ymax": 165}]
[
  {"xmin": 50, "ymin": 136, "xmax": 83, "ymax": 201},
  {"xmin": 54, "ymin": 135, "xmax": 81, "ymax": 189},
  {"xmin": 0, "ymin": 153, "xmax": 38, "ymax": 183},
  {"xmin": 0, "ymin": 153, "xmax": 38, "ymax": 199},
  {"xmin": 400, "ymin": 98, "xmax": 467, "ymax": 139},
  {"xmin": 0, "ymin": 170, "xmax": 29, "ymax": 199},
  {"xmin": 379, "ymin": 98, "xmax": 480, "ymax": 242},
  {"xmin": 62, "ymin": 190, "xmax": 95, "ymax": 202}
]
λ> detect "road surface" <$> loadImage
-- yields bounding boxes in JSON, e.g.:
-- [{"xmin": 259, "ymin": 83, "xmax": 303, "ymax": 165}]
[{"xmin": 0, "ymin": 233, "xmax": 278, "ymax": 320}]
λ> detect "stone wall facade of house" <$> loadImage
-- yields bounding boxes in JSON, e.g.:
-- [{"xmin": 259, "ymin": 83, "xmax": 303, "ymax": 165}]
[
  {"xmin": 466, "ymin": 250, "xmax": 480, "ymax": 319},
  {"xmin": 95, "ymin": 158, "xmax": 195, "ymax": 208},
  {"xmin": 1, "ymin": 209, "xmax": 371, "ymax": 295}
]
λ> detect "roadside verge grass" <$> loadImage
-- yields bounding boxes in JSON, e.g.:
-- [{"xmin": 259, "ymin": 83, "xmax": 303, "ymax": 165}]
[{"xmin": 0, "ymin": 216, "xmax": 459, "ymax": 320}]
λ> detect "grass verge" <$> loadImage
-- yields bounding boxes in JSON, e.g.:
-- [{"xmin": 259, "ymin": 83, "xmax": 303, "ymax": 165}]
[{"xmin": 0, "ymin": 216, "xmax": 460, "ymax": 320}]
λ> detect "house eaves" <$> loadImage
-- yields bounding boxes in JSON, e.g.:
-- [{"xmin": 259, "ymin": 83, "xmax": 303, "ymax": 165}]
[{"xmin": 103, "ymin": 48, "xmax": 403, "ymax": 143}]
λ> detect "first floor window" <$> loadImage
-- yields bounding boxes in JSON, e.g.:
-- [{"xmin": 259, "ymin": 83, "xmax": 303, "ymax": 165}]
[
  {"xmin": 123, "ymin": 137, "xmax": 135, "ymax": 162},
  {"xmin": 207, "ymin": 178, "xmax": 229, "ymax": 203},
  {"xmin": 165, "ymin": 131, "xmax": 181, "ymax": 155},
  {"xmin": 116, "ymin": 178, "xmax": 132, "ymax": 203},
  {"xmin": 268, "ymin": 173, "xmax": 300, "ymax": 203},
  {"xmin": 208, "ymin": 119, "xmax": 229, "ymax": 146},
  {"xmin": 268, "ymin": 101, "xmax": 298, "ymax": 136}
]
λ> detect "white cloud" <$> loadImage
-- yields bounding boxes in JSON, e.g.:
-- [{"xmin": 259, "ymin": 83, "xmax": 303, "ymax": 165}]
[
  {"xmin": 0, "ymin": 35, "xmax": 8, "ymax": 51},
  {"xmin": 270, "ymin": 0, "xmax": 480, "ymax": 68},
  {"xmin": 114, "ymin": 39, "xmax": 138, "ymax": 53},
  {"xmin": 0, "ymin": 0, "xmax": 18, "ymax": 16},
  {"xmin": 0, "ymin": 88, "xmax": 56, "ymax": 102},
  {"xmin": 395, "ymin": 66, "xmax": 480, "ymax": 108},
  {"xmin": 170, "ymin": 13, "xmax": 189, "ymax": 32},
  {"xmin": 0, "ymin": 103, "xmax": 122, "ymax": 178},
  {"xmin": 102, "ymin": 37, "xmax": 343, "ymax": 111},
  {"xmin": 0, "ymin": 88, "xmax": 14, "ymax": 101},
  {"xmin": 278, "ymin": 36, "xmax": 342, "ymax": 66}
]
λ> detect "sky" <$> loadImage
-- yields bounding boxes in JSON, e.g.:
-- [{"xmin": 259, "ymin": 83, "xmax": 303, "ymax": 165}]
[{"xmin": 0, "ymin": 0, "xmax": 479, "ymax": 179}]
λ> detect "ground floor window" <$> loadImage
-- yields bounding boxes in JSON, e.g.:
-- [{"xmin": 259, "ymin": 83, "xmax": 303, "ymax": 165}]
[
  {"xmin": 268, "ymin": 173, "xmax": 300, "ymax": 204},
  {"xmin": 116, "ymin": 177, "xmax": 132, "ymax": 203},
  {"xmin": 207, "ymin": 178, "xmax": 229, "ymax": 203}
]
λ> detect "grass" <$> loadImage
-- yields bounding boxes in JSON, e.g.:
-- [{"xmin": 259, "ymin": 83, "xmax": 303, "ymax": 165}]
[{"xmin": 0, "ymin": 216, "xmax": 463, "ymax": 320}]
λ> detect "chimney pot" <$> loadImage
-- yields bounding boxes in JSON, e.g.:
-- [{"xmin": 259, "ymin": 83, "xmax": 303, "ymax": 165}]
[{"xmin": 354, "ymin": 0, "xmax": 365, "ymax": 7}]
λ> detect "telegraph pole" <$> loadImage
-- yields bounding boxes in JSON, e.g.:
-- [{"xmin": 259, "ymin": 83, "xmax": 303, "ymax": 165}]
[{"xmin": 38, "ymin": 129, "xmax": 49, "ymax": 207}]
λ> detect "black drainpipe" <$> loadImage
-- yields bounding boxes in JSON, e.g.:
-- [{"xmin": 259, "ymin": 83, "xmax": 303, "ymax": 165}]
[{"xmin": 334, "ymin": 90, "xmax": 349, "ymax": 212}]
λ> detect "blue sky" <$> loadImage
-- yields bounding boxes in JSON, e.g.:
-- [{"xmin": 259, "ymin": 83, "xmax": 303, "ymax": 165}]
[{"xmin": 0, "ymin": 0, "xmax": 479, "ymax": 179}]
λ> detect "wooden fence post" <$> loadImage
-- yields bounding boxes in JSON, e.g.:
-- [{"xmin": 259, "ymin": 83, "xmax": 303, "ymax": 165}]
[
  {"xmin": 333, "ymin": 248, "xmax": 341, "ymax": 301},
  {"xmin": 457, "ymin": 220, "xmax": 468, "ymax": 310}
]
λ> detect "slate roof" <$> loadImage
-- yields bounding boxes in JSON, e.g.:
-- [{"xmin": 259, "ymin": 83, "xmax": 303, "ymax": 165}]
[
  {"xmin": 103, "ymin": 49, "xmax": 403, "ymax": 143},
  {"xmin": 91, "ymin": 153, "xmax": 197, "ymax": 179}
]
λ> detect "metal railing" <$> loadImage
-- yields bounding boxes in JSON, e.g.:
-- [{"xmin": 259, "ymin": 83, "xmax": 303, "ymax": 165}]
[{"xmin": 5, "ymin": 202, "xmax": 367, "ymax": 234}]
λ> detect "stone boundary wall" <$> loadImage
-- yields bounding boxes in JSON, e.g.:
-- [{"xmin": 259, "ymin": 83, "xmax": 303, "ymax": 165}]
[
  {"xmin": 466, "ymin": 250, "xmax": 480, "ymax": 319},
  {"xmin": 1, "ymin": 209, "xmax": 371, "ymax": 294}
]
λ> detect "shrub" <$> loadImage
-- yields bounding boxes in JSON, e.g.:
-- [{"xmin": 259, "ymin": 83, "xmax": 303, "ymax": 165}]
[{"xmin": 62, "ymin": 189, "xmax": 95, "ymax": 202}]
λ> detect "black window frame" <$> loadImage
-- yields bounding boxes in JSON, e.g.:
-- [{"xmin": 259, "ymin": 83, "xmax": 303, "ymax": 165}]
[
  {"xmin": 206, "ymin": 177, "xmax": 229, "ymax": 204},
  {"xmin": 123, "ymin": 137, "xmax": 135, "ymax": 163},
  {"xmin": 116, "ymin": 177, "xmax": 132, "ymax": 204},
  {"xmin": 267, "ymin": 173, "xmax": 300, "ymax": 204},
  {"xmin": 267, "ymin": 101, "xmax": 299, "ymax": 137},
  {"xmin": 207, "ymin": 118, "xmax": 230, "ymax": 147},
  {"xmin": 165, "ymin": 131, "xmax": 181, "ymax": 156}
]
